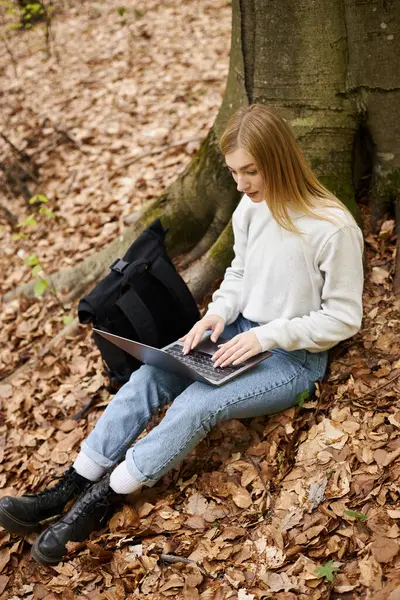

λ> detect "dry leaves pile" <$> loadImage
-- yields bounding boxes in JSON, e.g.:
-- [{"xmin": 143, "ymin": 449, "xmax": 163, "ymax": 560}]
[{"xmin": 1, "ymin": 2, "xmax": 400, "ymax": 599}]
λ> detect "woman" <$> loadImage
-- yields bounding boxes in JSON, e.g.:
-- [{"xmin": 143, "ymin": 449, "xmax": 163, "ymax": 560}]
[{"xmin": 0, "ymin": 105, "xmax": 363, "ymax": 565}]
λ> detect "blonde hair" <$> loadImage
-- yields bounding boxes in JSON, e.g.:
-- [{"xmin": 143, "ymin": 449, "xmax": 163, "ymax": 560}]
[{"xmin": 219, "ymin": 104, "xmax": 353, "ymax": 232}]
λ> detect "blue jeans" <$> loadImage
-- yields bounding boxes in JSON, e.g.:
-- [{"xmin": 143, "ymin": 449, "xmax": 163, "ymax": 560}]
[{"xmin": 82, "ymin": 314, "xmax": 328, "ymax": 486}]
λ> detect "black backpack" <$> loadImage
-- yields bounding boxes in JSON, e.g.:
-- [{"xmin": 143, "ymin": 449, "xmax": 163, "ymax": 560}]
[{"xmin": 78, "ymin": 219, "xmax": 200, "ymax": 389}]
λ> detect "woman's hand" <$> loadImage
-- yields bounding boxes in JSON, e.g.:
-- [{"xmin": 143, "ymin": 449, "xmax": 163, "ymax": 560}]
[
  {"xmin": 179, "ymin": 314, "xmax": 225, "ymax": 354},
  {"xmin": 212, "ymin": 330, "xmax": 262, "ymax": 368}
]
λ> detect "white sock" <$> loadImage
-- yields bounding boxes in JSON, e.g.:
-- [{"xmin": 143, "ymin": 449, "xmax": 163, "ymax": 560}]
[
  {"xmin": 73, "ymin": 450, "xmax": 107, "ymax": 482},
  {"xmin": 109, "ymin": 461, "xmax": 142, "ymax": 495}
]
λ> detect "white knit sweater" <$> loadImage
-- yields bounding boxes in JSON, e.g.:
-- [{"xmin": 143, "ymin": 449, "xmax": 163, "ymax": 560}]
[{"xmin": 205, "ymin": 195, "xmax": 364, "ymax": 353}]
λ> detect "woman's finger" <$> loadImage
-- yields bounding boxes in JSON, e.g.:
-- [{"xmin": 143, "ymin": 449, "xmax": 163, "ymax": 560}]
[
  {"xmin": 183, "ymin": 330, "xmax": 196, "ymax": 353},
  {"xmin": 232, "ymin": 349, "xmax": 255, "ymax": 365},
  {"xmin": 190, "ymin": 326, "xmax": 209, "ymax": 350},
  {"xmin": 214, "ymin": 344, "xmax": 248, "ymax": 368},
  {"xmin": 213, "ymin": 338, "xmax": 240, "ymax": 361},
  {"xmin": 211, "ymin": 322, "xmax": 225, "ymax": 342},
  {"xmin": 183, "ymin": 324, "xmax": 207, "ymax": 353}
]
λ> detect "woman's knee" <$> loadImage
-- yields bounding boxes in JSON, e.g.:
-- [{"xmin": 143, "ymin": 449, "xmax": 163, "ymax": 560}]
[
  {"xmin": 128, "ymin": 364, "xmax": 158, "ymax": 384},
  {"xmin": 166, "ymin": 390, "xmax": 220, "ymax": 433}
]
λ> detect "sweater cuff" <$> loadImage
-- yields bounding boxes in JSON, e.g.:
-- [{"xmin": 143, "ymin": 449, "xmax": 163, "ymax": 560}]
[
  {"xmin": 204, "ymin": 303, "xmax": 230, "ymax": 324},
  {"xmin": 252, "ymin": 324, "xmax": 280, "ymax": 352}
]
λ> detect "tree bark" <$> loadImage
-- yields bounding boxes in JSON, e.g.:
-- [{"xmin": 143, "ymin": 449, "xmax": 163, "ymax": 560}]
[{"xmin": 5, "ymin": 0, "xmax": 399, "ymax": 304}]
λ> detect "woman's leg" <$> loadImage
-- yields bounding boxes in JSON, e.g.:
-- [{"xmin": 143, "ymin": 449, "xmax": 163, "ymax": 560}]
[
  {"xmin": 122, "ymin": 325, "xmax": 328, "ymax": 488},
  {"xmin": 0, "ymin": 363, "xmax": 194, "ymax": 537},
  {"xmin": 74, "ymin": 363, "xmax": 194, "ymax": 477},
  {"xmin": 76, "ymin": 318, "xmax": 245, "ymax": 480},
  {"xmin": 28, "ymin": 320, "xmax": 245, "ymax": 563}
]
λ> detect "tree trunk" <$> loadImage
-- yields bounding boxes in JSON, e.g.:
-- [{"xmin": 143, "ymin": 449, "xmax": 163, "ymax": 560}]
[{"xmin": 5, "ymin": 0, "xmax": 399, "ymax": 304}]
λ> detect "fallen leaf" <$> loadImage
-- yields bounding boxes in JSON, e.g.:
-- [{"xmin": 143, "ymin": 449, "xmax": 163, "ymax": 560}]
[
  {"xmin": 232, "ymin": 486, "xmax": 252, "ymax": 508},
  {"xmin": 0, "ymin": 575, "xmax": 9, "ymax": 595},
  {"xmin": 186, "ymin": 515, "xmax": 206, "ymax": 529},
  {"xmin": 238, "ymin": 590, "xmax": 255, "ymax": 600},
  {"xmin": 0, "ymin": 549, "xmax": 10, "ymax": 574},
  {"xmin": 186, "ymin": 493, "xmax": 208, "ymax": 516},
  {"xmin": 359, "ymin": 555, "xmax": 382, "ymax": 590},
  {"xmin": 261, "ymin": 571, "xmax": 298, "ymax": 592},
  {"xmin": 264, "ymin": 546, "xmax": 286, "ymax": 569},
  {"xmin": 371, "ymin": 267, "xmax": 390, "ymax": 285},
  {"xmin": 371, "ymin": 537, "xmax": 399, "ymax": 563},
  {"xmin": 0, "ymin": 386, "xmax": 12, "ymax": 399}
]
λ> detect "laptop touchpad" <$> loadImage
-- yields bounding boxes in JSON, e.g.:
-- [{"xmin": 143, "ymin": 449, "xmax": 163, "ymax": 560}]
[{"xmin": 196, "ymin": 336, "xmax": 229, "ymax": 356}]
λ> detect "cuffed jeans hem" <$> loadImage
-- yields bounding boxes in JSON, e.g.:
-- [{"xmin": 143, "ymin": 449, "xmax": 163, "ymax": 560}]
[
  {"xmin": 126, "ymin": 448, "xmax": 158, "ymax": 487},
  {"xmin": 81, "ymin": 441, "xmax": 115, "ymax": 470}
]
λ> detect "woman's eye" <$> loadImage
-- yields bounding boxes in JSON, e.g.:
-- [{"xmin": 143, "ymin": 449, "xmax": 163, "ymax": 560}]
[{"xmin": 248, "ymin": 171, "xmax": 257, "ymax": 175}]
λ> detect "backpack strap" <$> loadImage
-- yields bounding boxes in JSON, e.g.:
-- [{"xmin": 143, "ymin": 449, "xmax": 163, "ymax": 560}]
[
  {"xmin": 116, "ymin": 289, "xmax": 159, "ymax": 347},
  {"xmin": 150, "ymin": 255, "xmax": 199, "ymax": 319}
]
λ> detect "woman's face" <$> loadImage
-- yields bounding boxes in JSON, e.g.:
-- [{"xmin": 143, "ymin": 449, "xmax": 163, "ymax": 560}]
[{"xmin": 225, "ymin": 148, "xmax": 265, "ymax": 203}]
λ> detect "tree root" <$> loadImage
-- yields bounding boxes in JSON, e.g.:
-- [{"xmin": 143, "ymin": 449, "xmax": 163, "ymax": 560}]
[
  {"xmin": 181, "ymin": 220, "xmax": 234, "ymax": 304},
  {"xmin": 177, "ymin": 203, "xmax": 233, "ymax": 270}
]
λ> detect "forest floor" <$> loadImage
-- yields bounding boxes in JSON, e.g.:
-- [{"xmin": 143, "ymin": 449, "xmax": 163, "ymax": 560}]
[{"xmin": 0, "ymin": 1, "xmax": 400, "ymax": 599}]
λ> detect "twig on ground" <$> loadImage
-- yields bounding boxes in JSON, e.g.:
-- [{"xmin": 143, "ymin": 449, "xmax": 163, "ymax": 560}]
[
  {"xmin": 65, "ymin": 168, "xmax": 79, "ymax": 196},
  {"xmin": 353, "ymin": 370, "xmax": 400, "ymax": 402},
  {"xmin": 42, "ymin": 0, "xmax": 59, "ymax": 62},
  {"xmin": 0, "ymin": 24, "xmax": 18, "ymax": 77},
  {"xmin": 0, "ymin": 202, "xmax": 18, "ymax": 227},
  {"xmin": 160, "ymin": 553, "xmax": 195, "ymax": 565},
  {"xmin": 160, "ymin": 554, "xmax": 208, "ymax": 576},
  {"xmin": 42, "ymin": 117, "xmax": 80, "ymax": 148},
  {"xmin": 110, "ymin": 137, "xmax": 202, "ymax": 175},
  {"xmin": 0, "ymin": 132, "xmax": 39, "ymax": 183}
]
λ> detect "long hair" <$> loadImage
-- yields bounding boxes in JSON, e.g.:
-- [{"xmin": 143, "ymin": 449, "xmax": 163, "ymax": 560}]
[{"xmin": 219, "ymin": 104, "xmax": 353, "ymax": 232}]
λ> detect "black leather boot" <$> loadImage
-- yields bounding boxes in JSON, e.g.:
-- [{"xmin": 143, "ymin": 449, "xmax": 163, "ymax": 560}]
[
  {"xmin": 0, "ymin": 467, "xmax": 91, "ymax": 534},
  {"xmin": 31, "ymin": 473, "xmax": 120, "ymax": 565}
]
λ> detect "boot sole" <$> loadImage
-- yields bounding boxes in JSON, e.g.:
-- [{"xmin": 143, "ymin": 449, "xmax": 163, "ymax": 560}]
[
  {"xmin": 0, "ymin": 507, "xmax": 41, "ymax": 534},
  {"xmin": 31, "ymin": 534, "xmax": 63, "ymax": 565}
]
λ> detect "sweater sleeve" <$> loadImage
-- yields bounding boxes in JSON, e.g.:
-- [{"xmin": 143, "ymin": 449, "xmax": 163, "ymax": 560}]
[
  {"xmin": 252, "ymin": 225, "xmax": 364, "ymax": 352},
  {"xmin": 205, "ymin": 202, "xmax": 247, "ymax": 325}
]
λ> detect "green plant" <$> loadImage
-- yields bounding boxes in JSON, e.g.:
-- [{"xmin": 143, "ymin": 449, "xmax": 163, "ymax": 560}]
[
  {"xmin": 23, "ymin": 253, "xmax": 49, "ymax": 297},
  {"xmin": 16, "ymin": 194, "xmax": 73, "ymax": 325},
  {"xmin": 19, "ymin": 1, "xmax": 45, "ymax": 29},
  {"xmin": 344, "ymin": 509, "xmax": 368, "ymax": 521},
  {"xmin": 14, "ymin": 194, "xmax": 54, "ymax": 236},
  {"xmin": 0, "ymin": 0, "xmax": 57, "ymax": 59},
  {"xmin": 29, "ymin": 193, "xmax": 55, "ymax": 217},
  {"xmin": 296, "ymin": 388, "xmax": 310, "ymax": 407},
  {"xmin": 16, "ymin": 194, "xmax": 55, "ymax": 297},
  {"xmin": 116, "ymin": 6, "xmax": 127, "ymax": 26},
  {"xmin": 315, "ymin": 560, "xmax": 340, "ymax": 582}
]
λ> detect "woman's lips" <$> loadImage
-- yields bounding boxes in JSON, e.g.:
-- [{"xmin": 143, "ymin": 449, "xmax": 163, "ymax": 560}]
[{"xmin": 247, "ymin": 192, "xmax": 258, "ymax": 198}]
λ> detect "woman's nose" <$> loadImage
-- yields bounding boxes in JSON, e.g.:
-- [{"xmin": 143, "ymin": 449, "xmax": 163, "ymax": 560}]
[{"xmin": 237, "ymin": 175, "xmax": 248, "ymax": 192}]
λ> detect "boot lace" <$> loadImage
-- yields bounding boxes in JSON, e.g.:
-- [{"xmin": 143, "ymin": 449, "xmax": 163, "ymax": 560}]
[
  {"xmin": 65, "ymin": 482, "xmax": 117, "ymax": 527},
  {"xmin": 31, "ymin": 468, "xmax": 84, "ymax": 508}
]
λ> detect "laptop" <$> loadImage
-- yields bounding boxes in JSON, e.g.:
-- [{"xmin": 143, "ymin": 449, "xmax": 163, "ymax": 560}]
[{"xmin": 93, "ymin": 328, "xmax": 272, "ymax": 386}]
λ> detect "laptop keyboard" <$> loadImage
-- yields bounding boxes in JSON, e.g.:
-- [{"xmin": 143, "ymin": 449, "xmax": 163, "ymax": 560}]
[{"xmin": 165, "ymin": 344, "xmax": 242, "ymax": 381}]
